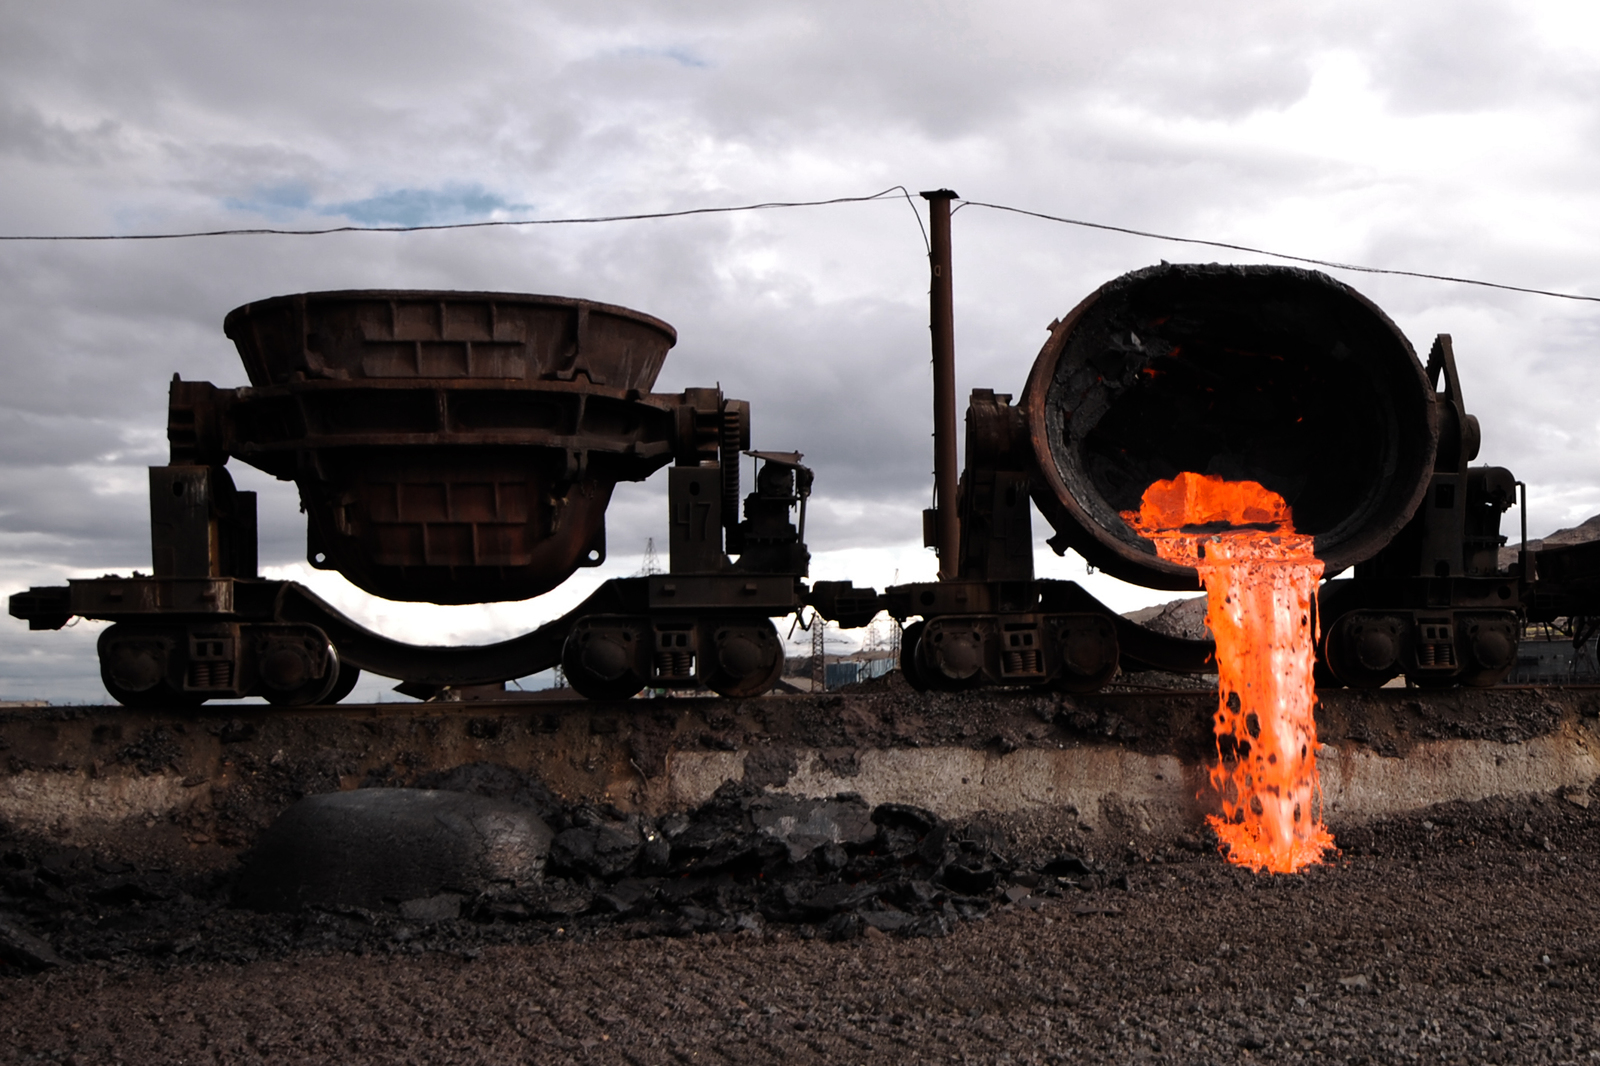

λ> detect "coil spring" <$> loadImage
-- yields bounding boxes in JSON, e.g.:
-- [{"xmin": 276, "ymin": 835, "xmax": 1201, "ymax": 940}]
[
  {"xmin": 186, "ymin": 661, "xmax": 232, "ymax": 688},
  {"xmin": 1417, "ymin": 642, "xmax": 1455, "ymax": 667},
  {"xmin": 1003, "ymin": 649, "xmax": 1043, "ymax": 676},
  {"xmin": 655, "ymin": 650, "xmax": 695, "ymax": 680}
]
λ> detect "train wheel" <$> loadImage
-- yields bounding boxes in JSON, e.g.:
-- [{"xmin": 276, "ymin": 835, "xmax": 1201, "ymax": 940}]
[
  {"xmin": 899, "ymin": 620, "xmax": 929, "ymax": 692},
  {"xmin": 323, "ymin": 661, "xmax": 363, "ymax": 704},
  {"xmin": 1458, "ymin": 618, "xmax": 1517, "ymax": 687},
  {"xmin": 261, "ymin": 642, "xmax": 342, "ymax": 706},
  {"xmin": 1053, "ymin": 616, "xmax": 1119, "ymax": 694},
  {"xmin": 1322, "ymin": 613, "xmax": 1403, "ymax": 689},
  {"xmin": 101, "ymin": 669, "xmax": 191, "ymax": 708},
  {"xmin": 562, "ymin": 618, "xmax": 648, "ymax": 701},
  {"xmin": 1457, "ymin": 664, "xmax": 1513, "ymax": 687},
  {"xmin": 97, "ymin": 625, "xmax": 200, "ymax": 708},
  {"xmin": 1312, "ymin": 613, "xmax": 1348, "ymax": 689},
  {"xmin": 1312, "ymin": 657, "xmax": 1347, "ymax": 690},
  {"xmin": 705, "ymin": 618, "xmax": 783, "ymax": 698},
  {"xmin": 913, "ymin": 619, "xmax": 985, "ymax": 692}
]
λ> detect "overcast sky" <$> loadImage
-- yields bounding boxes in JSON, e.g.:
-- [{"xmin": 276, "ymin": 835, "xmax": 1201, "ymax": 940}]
[{"xmin": 3, "ymin": 0, "xmax": 1599, "ymax": 702}]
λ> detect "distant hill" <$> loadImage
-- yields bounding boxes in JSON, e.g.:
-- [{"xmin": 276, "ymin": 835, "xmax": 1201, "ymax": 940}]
[{"xmin": 1499, "ymin": 513, "xmax": 1600, "ymax": 570}]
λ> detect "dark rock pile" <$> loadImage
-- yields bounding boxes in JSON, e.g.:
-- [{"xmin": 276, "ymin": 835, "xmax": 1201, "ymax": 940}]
[
  {"xmin": 435, "ymin": 777, "xmax": 1134, "ymax": 941},
  {"xmin": 477, "ymin": 787, "xmax": 1115, "ymax": 942},
  {"xmin": 0, "ymin": 767, "xmax": 1130, "ymax": 972},
  {"xmin": 1122, "ymin": 595, "xmax": 1210, "ymax": 642}
]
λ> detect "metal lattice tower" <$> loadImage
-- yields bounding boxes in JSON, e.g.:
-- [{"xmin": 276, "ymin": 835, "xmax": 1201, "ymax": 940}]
[{"xmin": 811, "ymin": 617, "xmax": 826, "ymax": 692}]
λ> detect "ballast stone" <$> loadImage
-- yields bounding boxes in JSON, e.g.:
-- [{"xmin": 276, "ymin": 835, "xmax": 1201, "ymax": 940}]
[
  {"xmin": 238, "ymin": 789, "xmax": 553, "ymax": 913},
  {"xmin": 0, "ymin": 912, "xmax": 63, "ymax": 971},
  {"xmin": 751, "ymin": 794, "xmax": 877, "ymax": 862}
]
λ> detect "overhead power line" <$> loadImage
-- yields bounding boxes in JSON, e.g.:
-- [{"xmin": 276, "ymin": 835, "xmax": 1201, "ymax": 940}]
[
  {"xmin": 0, "ymin": 187, "xmax": 1594, "ymax": 304},
  {"xmin": 955, "ymin": 200, "xmax": 1600, "ymax": 305},
  {"xmin": 0, "ymin": 187, "xmax": 919, "ymax": 241}
]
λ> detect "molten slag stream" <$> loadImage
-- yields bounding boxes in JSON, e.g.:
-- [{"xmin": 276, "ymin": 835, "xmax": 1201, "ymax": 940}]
[{"xmin": 1123, "ymin": 472, "xmax": 1335, "ymax": 873}]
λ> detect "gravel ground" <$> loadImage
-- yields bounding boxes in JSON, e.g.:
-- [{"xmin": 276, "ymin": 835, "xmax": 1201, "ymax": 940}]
[{"xmin": 6, "ymin": 786, "xmax": 1600, "ymax": 1064}]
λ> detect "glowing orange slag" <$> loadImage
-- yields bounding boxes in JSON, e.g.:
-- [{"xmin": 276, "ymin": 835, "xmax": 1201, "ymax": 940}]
[{"xmin": 1123, "ymin": 471, "xmax": 1335, "ymax": 873}]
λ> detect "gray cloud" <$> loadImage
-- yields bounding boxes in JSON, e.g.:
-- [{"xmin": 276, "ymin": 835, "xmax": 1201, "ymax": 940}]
[
  {"xmin": 0, "ymin": 104, "xmax": 123, "ymax": 167},
  {"xmin": 1363, "ymin": 1, "xmax": 1543, "ymax": 115}
]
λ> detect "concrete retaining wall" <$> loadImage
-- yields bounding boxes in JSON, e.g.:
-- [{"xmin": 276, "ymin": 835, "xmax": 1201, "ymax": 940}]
[{"xmin": 2, "ymin": 685, "xmax": 1596, "ymax": 859}]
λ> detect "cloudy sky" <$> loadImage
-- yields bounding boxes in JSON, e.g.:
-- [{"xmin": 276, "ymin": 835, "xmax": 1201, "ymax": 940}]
[{"xmin": 3, "ymin": 0, "xmax": 1599, "ymax": 702}]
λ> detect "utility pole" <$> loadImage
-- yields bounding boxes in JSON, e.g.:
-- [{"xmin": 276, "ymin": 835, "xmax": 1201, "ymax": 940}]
[
  {"xmin": 921, "ymin": 189, "xmax": 960, "ymax": 581},
  {"xmin": 811, "ymin": 618, "xmax": 827, "ymax": 692}
]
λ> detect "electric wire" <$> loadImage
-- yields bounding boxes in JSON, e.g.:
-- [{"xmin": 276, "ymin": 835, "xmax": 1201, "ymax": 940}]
[
  {"xmin": 957, "ymin": 199, "xmax": 1600, "ymax": 304},
  {"xmin": 899, "ymin": 188, "xmax": 931, "ymax": 256},
  {"xmin": 0, "ymin": 188, "xmax": 916, "ymax": 241},
  {"xmin": 0, "ymin": 186, "xmax": 1593, "ymax": 303}
]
